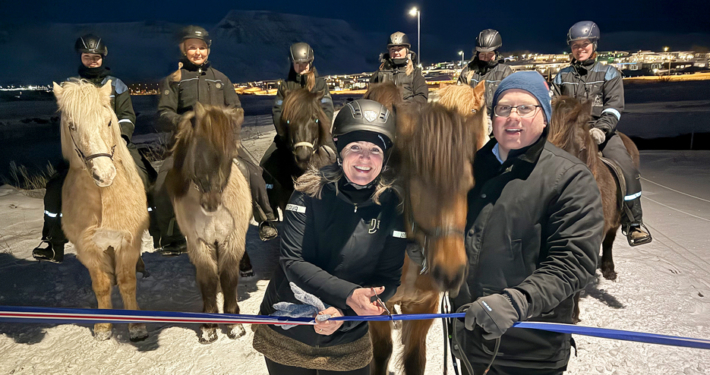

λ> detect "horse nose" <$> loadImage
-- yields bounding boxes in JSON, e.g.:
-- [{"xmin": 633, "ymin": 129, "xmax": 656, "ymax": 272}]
[
  {"xmin": 91, "ymin": 163, "xmax": 116, "ymax": 187},
  {"xmin": 431, "ymin": 264, "xmax": 467, "ymax": 296},
  {"xmin": 200, "ymin": 192, "xmax": 222, "ymax": 213}
]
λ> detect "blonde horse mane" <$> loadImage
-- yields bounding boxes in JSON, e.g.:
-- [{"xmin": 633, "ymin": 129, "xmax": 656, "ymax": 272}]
[{"xmin": 436, "ymin": 82, "xmax": 489, "ymax": 150}]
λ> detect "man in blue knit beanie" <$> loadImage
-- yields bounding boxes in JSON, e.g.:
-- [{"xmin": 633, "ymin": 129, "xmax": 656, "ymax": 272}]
[{"xmin": 451, "ymin": 70, "xmax": 604, "ymax": 374}]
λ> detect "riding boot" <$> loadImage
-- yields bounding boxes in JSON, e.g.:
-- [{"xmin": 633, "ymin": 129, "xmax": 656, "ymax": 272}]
[
  {"xmin": 237, "ymin": 149, "xmax": 279, "ymax": 242},
  {"xmin": 34, "ymin": 167, "xmax": 69, "ymax": 263},
  {"xmin": 153, "ymin": 155, "xmax": 187, "ymax": 255},
  {"xmin": 623, "ymin": 197, "xmax": 652, "ymax": 247}
]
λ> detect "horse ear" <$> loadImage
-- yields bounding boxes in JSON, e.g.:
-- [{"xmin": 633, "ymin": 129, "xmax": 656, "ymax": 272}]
[
  {"xmin": 52, "ymin": 82, "xmax": 63, "ymax": 100},
  {"xmin": 315, "ymin": 89, "xmax": 325, "ymax": 101},
  {"xmin": 194, "ymin": 101, "xmax": 206, "ymax": 120},
  {"xmin": 227, "ymin": 107, "xmax": 245, "ymax": 128},
  {"xmin": 472, "ymin": 80, "xmax": 486, "ymax": 104},
  {"xmin": 99, "ymin": 80, "xmax": 112, "ymax": 105}
]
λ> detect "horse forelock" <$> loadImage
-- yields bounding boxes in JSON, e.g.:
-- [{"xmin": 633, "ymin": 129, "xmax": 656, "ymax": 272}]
[
  {"xmin": 364, "ymin": 82, "xmax": 402, "ymax": 112},
  {"xmin": 399, "ymin": 104, "xmax": 475, "ymax": 196},
  {"xmin": 282, "ymin": 89, "xmax": 328, "ymax": 130},
  {"xmin": 437, "ymin": 84, "xmax": 483, "ymax": 117}
]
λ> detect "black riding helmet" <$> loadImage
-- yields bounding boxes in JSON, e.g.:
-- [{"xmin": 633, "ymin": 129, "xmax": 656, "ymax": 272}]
[
  {"xmin": 332, "ymin": 99, "xmax": 396, "ymax": 164},
  {"xmin": 75, "ymin": 34, "xmax": 108, "ymax": 57},
  {"xmin": 387, "ymin": 32, "xmax": 411, "ymax": 49},
  {"xmin": 180, "ymin": 25, "xmax": 212, "ymax": 47},
  {"xmin": 475, "ymin": 29, "xmax": 502, "ymax": 53},
  {"xmin": 290, "ymin": 42, "xmax": 314, "ymax": 64},
  {"xmin": 567, "ymin": 21, "xmax": 600, "ymax": 50}
]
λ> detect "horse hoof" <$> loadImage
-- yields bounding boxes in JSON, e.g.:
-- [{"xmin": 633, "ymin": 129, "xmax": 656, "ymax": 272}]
[
  {"xmin": 199, "ymin": 327, "xmax": 218, "ymax": 344},
  {"xmin": 240, "ymin": 269, "xmax": 255, "ymax": 278},
  {"xmin": 94, "ymin": 329, "xmax": 113, "ymax": 341},
  {"xmin": 602, "ymin": 270, "xmax": 618, "ymax": 281},
  {"xmin": 226, "ymin": 324, "xmax": 246, "ymax": 339},
  {"xmin": 129, "ymin": 324, "xmax": 149, "ymax": 342}
]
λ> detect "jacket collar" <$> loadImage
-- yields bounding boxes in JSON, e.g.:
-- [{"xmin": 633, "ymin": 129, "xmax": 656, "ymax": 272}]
[
  {"xmin": 180, "ymin": 58, "xmax": 211, "ymax": 73},
  {"xmin": 478, "ymin": 128, "xmax": 548, "ymax": 170}
]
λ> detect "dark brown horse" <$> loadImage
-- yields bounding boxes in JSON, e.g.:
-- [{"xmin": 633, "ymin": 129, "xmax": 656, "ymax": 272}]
[
  {"xmin": 367, "ymin": 82, "xmax": 488, "ymax": 375},
  {"xmin": 262, "ymin": 88, "xmax": 336, "ymax": 214},
  {"xmin": 166, "ymin": 103, "xmax": 252, "ymax": 343}
]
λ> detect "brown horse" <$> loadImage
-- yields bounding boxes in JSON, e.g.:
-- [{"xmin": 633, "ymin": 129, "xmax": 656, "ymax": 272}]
[
  {"xmin": 166, "ymin": 102, "xmax": 252, "ymax": 343},
  {"xmin": 367, "ymin": 82, "xmax": 488, "ymax": 375},
  {"xmin": 53, "ymin": 79, "xmax": 149, "ymax": 341},
  {"xmin": 262, "ymin": 88, "xmax": 336, "ymax": 214},
  {"xmin": 549, "ymin": 96, "xmax": 640, "ymax": 286}
]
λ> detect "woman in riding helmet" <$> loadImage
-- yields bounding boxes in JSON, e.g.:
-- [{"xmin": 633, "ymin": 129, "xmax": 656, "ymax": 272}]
[
  {"xmin": 370, "ymin": 32, "xmax": 428, "ymax": 107},
  {"xmin": 552, "ymin": 20, "xmax": 651, "ymax": 246},
  {"xmin": 33, "ymin": 34, "xmax": 156, "ymax": 263},
  {"xmin": 458, "ymin": 29, "xmax": 513, "ymax": 133},
  {"xmin": 155, "ymin": 25, "xmax": 279, "ymax": 258},
  {"xmin": 253, "ymin": 99, "xmax": 407, "ymax": 374}
]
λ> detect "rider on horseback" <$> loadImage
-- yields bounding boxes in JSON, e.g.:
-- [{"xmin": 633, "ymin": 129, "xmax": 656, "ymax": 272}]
[
  {"xmin": 552, "ymin": 21, "xmax": 652, "ymax": 246},
  {"xmin": 458, "ymin": 29, "xmax": 514, "ymax": 132},
  {"xmin": 32, "ymin": 34, "xmax": 157, "ymax": 263},
  {"xmin": 370, "ymin": 32, "xmax": 429, "ymax": 107}
]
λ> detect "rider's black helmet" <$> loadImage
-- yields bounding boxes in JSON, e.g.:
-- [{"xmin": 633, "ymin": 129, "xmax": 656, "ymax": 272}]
[{"xmin": 75, "ymin": 34, "xmax": 108, "ymax": 57}]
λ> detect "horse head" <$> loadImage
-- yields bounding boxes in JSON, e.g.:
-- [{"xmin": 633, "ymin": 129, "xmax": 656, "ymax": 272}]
[
  {"xmin": 438, "ymin": 81, "xmax": 489, "ymax": 150},
  {"xmin": 54, "ymin": 79, "xmax": 121, "ymax": 187},
  {"xmin": 395, "ymin": 99, "xmax": 486, "ymax": 297},
  {"xmin": 280, "ymin": 88, "xmax": 330, "ymax": 171},
  {"xmin": 172, "ymin": 102, "xmax": 243, "ymax": 213},
  {"xmin": 550, "ymin": 96, "xmax": 598, "ymax": 173},
  {"xmin": 364, "ymin": 82, "xmax": 403, "ymax": 113}
]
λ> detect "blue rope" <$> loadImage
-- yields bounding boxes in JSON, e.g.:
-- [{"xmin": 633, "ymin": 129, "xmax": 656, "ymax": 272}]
[{"xmin": 1, "ymin": 306, "xmax": 709, "ymax": 350}]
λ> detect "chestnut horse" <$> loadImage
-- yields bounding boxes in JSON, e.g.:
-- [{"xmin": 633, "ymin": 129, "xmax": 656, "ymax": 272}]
[
  {"xmin": 366, "ymin": 82, "xmax": 488, "ymax": 374},
  {"xmin": 166, "ymin": 103, "xmax": 252, "ymax": 343}
]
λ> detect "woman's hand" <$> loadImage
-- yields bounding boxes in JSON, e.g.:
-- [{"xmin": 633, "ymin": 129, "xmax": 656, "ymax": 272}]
[
  {"xmin": 346, "ymin": 287, "xmax": 386, "ymax": 316},
  {"xmin": 314, "ymin": 307, "xmax": 344, "ymax": 336}
]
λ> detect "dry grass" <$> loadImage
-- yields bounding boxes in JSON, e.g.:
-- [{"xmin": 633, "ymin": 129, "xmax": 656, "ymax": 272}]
[
  {"xmin": 2, "ymin": 161, "xmax": 56, "ymax": 191},
  {"xmin": 139, "ymin": 133, "xmax": 171, "ymax": 163}
]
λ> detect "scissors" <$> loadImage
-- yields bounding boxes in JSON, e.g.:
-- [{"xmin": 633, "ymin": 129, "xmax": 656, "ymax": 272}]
[{"xmin": 371, "ymin": 287, "xmax": 392, "ymax": 316}]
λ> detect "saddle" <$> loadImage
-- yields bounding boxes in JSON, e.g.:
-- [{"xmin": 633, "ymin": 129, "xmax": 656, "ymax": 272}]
[{"xmin": 599, "ymin": 156, "xmax": 636, "ymax": 230}]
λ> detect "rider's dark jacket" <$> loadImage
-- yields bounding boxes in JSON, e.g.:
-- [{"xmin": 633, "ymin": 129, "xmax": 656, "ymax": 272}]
[
  {"xmin": 457, "ymin": 57, "xmax": 513, "ymax": 114},
  {"xmin": 77, "ymin": 65, "xmax": 136, "ymax": 143},
  {"xmin": 370, "ymin": 52, "xmax": 428, "ymax": 106},
  {"xmin": 452, "ymin": 131, "xmax": 603, "ymax": 369},
  {"xmin": 552, "ymin": 58, "xmax": 624, "ymax": 136}
]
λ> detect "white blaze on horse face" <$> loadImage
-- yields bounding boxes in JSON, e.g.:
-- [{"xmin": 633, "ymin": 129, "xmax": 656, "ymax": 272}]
[
  {"xmin": 341, "ymin": 141, "xmax": 384, "ymax": 186},
  {"xmin": 492, "ymin": 89, "xmax": 546, "ymax": 162}
]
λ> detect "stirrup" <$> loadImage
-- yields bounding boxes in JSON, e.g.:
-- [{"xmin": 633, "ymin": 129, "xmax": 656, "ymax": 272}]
[{"xmin": 625, "ymin": 224, "xmax": 652, "ymax": 247}]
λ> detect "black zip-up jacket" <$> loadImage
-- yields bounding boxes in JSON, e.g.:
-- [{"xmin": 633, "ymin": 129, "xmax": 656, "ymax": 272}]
[
  {"xmin": 157, "ymin": 59, "xmax": 241, "ymax": 135},
  {"xmin": 457, "ymin": 58, "xmax": 513, "ymax": 116},
  {"xmin": 552, "ymin": 59, "xmax": 624, "ymax": 135},
  {"xmin": 272, "ymin": 67, "xmax": 334, "ymax": 137},
  {"xmin": 452, "ymin": 133, "xmax": 603, "ymax": 369},
  {"xmin": 370, "ymin": 52, "xmax": 428, "ymax": 106},
  {"xmin": 259, "ymin": 171, "xmax": 407, "ymax": 347},
  {"xmin": 77, "ymin": 66, "xmax": 136, "ymax": 143}
]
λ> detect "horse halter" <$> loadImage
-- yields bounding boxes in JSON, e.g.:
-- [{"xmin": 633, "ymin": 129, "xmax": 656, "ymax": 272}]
[
  {"xmin": 69, "ymin": 119, "xmax": 116, "ymax": 166},
  {"xmin": 288, "ymin": 117, "xmax": 320, "ymax": 156},
  {"xmin": 406, "ymin": 195, "xmax": 466, "ymax": 274}
]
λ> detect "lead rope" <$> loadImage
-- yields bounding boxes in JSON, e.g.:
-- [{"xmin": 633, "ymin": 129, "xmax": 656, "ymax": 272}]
[
  {"xmin": 452, "ymin": 304, "xmax": 500, "ymax": 375},
  {"xmin": 441, "ymin": 293, "xmax": 460, "ymax": 375}
]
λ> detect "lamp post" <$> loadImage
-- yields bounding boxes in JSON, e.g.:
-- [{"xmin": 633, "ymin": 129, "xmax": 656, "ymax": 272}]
[
  {"xmin": 409, "ymin": 7, "xmax": 421, "ymax": 68},
  {"xmin": 458, "ymin": 51, "xmax": 464, "ymax": 67},
  {"xmin": 664, "ymin": 46, "xmax": 670, "ymax": 74}
]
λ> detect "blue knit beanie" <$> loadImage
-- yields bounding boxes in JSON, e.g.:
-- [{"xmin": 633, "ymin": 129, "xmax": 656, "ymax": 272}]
[{"xmin": 492, "ymin": 71, "xmax": 552, "ymax": 123}]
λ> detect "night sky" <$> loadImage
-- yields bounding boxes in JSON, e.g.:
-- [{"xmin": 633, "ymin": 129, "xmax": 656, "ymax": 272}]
[{"xmin": 3, "ymin": 0, "xmax": 710, "ymax": 60}]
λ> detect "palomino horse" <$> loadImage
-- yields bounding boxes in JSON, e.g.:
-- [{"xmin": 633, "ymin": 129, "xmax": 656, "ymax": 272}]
[
  {"xmin": 550, "ymin": 97, "xmax": 640, "ymax": 283},
  {"xmin": 165, "ymin": 103, "xmax": 252, "ymax": 343},
  {"xmin": 262, "ymin": 88, "xmax": 336, "ymax": 214},
  {"xmin": 367, "ymin": 82, "xmax": 488, "ymax": 375},
  {"xmin": 53, "ymin": 79, "xmax": 149, "ymax": 341}
]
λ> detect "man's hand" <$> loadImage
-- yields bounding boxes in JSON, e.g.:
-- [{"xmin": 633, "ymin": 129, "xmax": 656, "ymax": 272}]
[
  {"xmin": 346, "ymin": 287, "xmax": 386, "ymax": 316},
  {"xmin": 314, "ymin": 307, "xmax": 344, "ymax": 336},
  {"xmin": 464, "ymin": 289, "xmax": 529, "ymax": 340}
]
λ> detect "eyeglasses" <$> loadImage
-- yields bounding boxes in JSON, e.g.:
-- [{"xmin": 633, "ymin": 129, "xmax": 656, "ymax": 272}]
[
  {"xmin": 494, "ymin": 104, "xmax": 541, "ymax": 118},
  {"xmin": 571, "ymin": 42, "xmax": 592, "ymax": 50}
]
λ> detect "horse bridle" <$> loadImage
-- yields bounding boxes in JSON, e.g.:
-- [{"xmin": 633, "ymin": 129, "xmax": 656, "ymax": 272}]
[
  {"xmin": 405, "ymin": 195, "xmax": 466, "ymax": 274},
  {"xmin": 68, "ymin": 119, "xmax": 117, "ymax": 166},
  {"xmin": 288, "ymin": 117, "xmax": 321, "ymax": 156}
]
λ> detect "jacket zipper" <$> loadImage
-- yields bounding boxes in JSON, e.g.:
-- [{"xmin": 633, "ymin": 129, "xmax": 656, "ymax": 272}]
[{"xmin": 354, "ymin": 203, "xmax": 358, "ymax": 213}]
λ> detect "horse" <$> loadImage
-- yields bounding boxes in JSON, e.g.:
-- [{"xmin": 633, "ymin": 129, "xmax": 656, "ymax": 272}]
[
  {"xmin": 363, "ymin": 81, "xmax": 403, "ymax": 112},
  {"xmin": 367, "ymin": 81, "xmax": 488, "ymax": 375},
  {"xmin": 549, "ymin": 97, "xmax": 641, "ymax": 321},
  {"xmin": 165, "ymin": 102, "xmax": 252, "ymax": 343},
  {"xmin": 53, "ymin": 79, "xmax": 149, "ymax": 341},
  {"xmin": 261, "ymin": 88, "xmax": 336, "ymax": 215},
  {"xmin": 437, "ymin": 82, "xmax": 490, "ymax": 151}
]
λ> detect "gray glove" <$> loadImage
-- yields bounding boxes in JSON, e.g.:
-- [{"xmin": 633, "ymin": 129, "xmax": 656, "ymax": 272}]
[
  {"xmin": 589, "ymin": 128, "xmax": 606, "ymax": 145},
  {"xmin": 272, "ymin": 282, "xmax": 329, "ymax": 330},
  {"xmin": 464, "ymin": 288, "xmax": 529, "ymax": 340}
]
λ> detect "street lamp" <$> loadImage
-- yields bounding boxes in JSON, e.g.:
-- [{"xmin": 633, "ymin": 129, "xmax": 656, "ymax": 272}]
[
  {"xmin": 458, "ymin": 50, "xmax": 464, "ymax": 66},
  {"xmin": 664, "ymin": 46, "xmax": 671, "ymax": 74},
  {"xmin": 409, "ymin": 7, "xmax": 421, "ymax": 68}
]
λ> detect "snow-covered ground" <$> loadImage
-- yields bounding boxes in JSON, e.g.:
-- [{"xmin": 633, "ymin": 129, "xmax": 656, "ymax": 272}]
[{"xmin": 1, "ymin": 120, "xmax": 709, "ymax": 374}]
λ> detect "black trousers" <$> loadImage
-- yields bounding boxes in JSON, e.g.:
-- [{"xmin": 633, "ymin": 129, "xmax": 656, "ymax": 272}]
[
  {"xmin": 264, "ymin": 358, "xmax": 370, "ymax": 375},
  {"xmin": 600, "ymin": 132, "xmax": 644, "ymax": 224},
  {"xmin": 461, "ymin": 363, "xmax": 566, "ymax": 375},
  {"xmin": 41, "ymin": 143, "xmax": 157, "ymax": 245},
  {"xmin": 152, "ymin": 146, "xmax": 276, "ymax": 246}
]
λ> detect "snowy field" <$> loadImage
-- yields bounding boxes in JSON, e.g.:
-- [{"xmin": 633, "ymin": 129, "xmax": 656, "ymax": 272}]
[{"xmin": 1, "ymin": 114, "xmax": 710, "ymax": 373}]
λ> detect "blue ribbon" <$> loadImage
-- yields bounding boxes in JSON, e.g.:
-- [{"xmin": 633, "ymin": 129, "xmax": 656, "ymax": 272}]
[{"xmin": 1, "ymin": 306, "xmax": 709, "ymax": 350}]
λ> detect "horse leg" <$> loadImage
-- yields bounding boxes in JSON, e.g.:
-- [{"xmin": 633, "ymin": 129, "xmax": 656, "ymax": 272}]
[
  {"xmin": 572, "ymin": 292, "xmax": 582, "ymax": 324},
  {"xmin": 601, "ymin": 228, "xmax": 618, "ymax": 281},
  {"xmin": 221, "ymin": 241, "xmax": 246, "ymax": 339},
  {"xmin": 115, "ymin": 237, "xmax": 148, "ymax": 342},
  {"xmin": 82, "ymin": 248, "xmax": 115, "ymax": 341},
  {"xmin": 369, "ymin": 321, "xmax": 393, "ymax": 375},
  {"xmin": 400, "ymin": 294, "xmax": 439, "ymax": 375},
  {"xmin": 192, "ymin": 240, "xmax": 220, "ymax": 344}
]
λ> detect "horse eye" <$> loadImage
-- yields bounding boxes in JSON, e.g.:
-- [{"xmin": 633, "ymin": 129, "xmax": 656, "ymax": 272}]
[
  {"xmin": 315, "ymin": 119, "xmax": 319, "ymax": 123},
  {"xmin": 69, "ymin": 124, "xmax": 76, "ymax": 131},
  {"xmin": 286, "ymin": 120, "xmax": 290, "ymax": 125}
]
